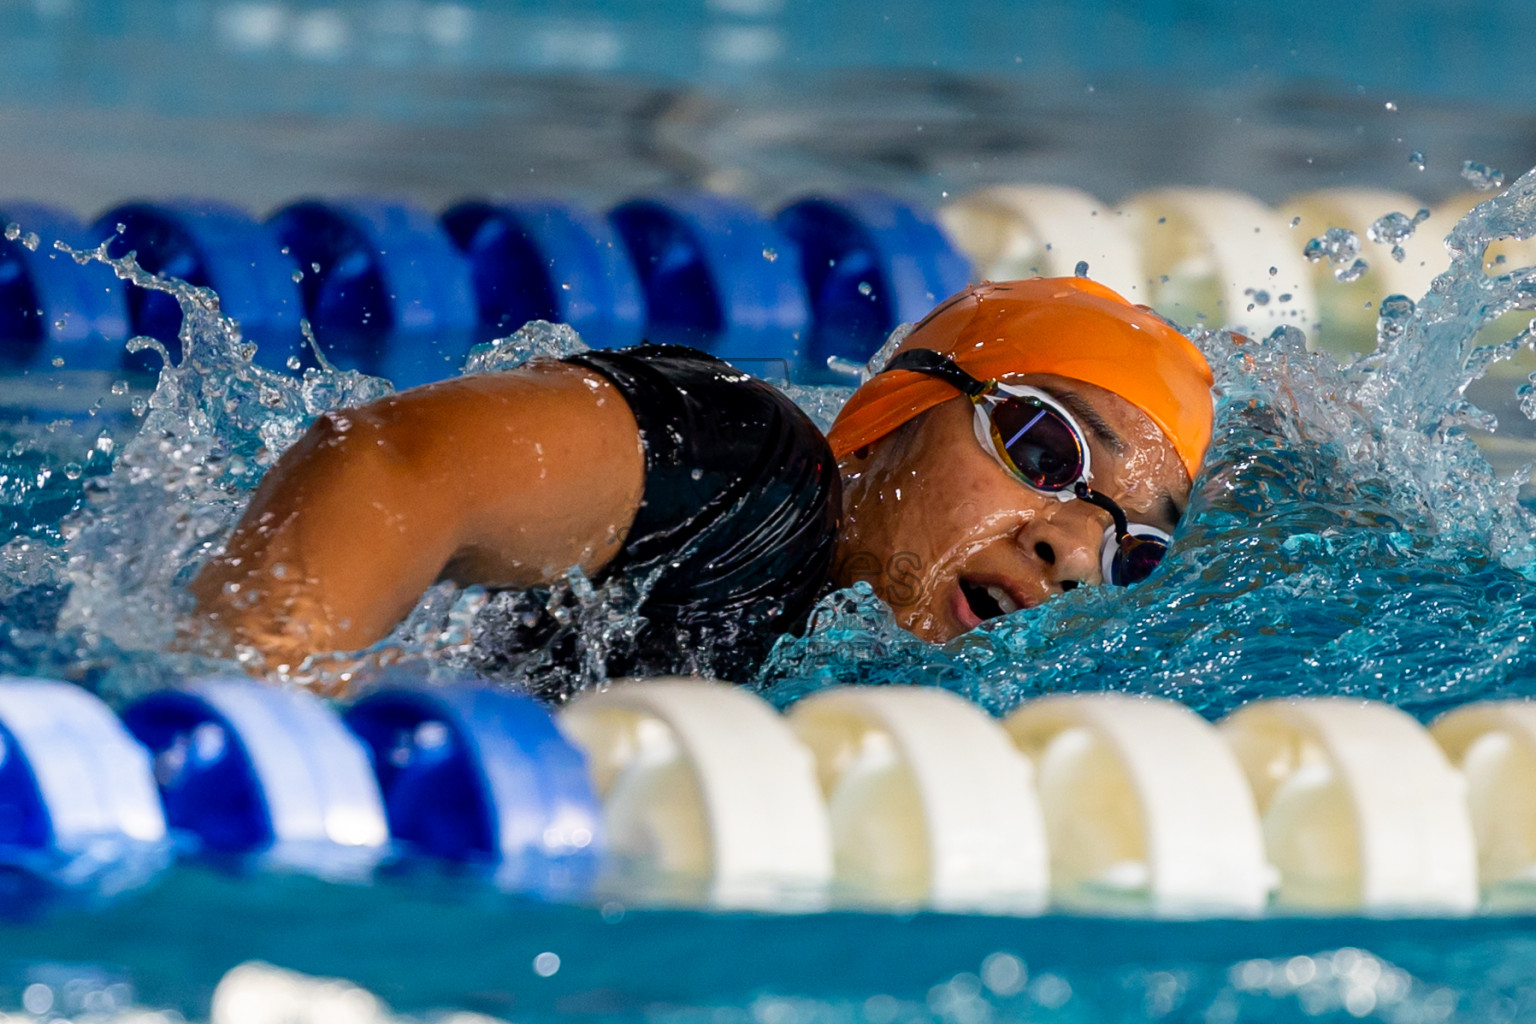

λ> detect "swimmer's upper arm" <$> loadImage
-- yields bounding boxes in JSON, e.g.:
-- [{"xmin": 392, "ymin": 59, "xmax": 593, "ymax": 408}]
[{"xmin": 191, "ymin": 360, "xmax": 646, "ymax": 668}]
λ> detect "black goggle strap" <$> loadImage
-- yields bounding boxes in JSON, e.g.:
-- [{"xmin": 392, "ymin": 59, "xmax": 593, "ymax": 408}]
[
  {"xmin": 1072, "ymin": 482, "xmax": 1131, "ymax": 540},
  {"xmin": 883, "ymin": 348, "xmax": 995, "ymax": 399}
]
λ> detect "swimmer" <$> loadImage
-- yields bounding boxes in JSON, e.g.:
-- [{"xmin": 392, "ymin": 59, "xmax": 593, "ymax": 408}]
[{"xmin": 192, "ymin": 277, "xmax": 1213, "ymax": 696}]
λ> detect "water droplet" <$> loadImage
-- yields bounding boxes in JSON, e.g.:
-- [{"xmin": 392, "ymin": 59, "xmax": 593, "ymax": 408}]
[
  {"xmin": 1251, "ymin": 290, "xmax": 1271, "ymax": 306},
  {"xmin": 858, "ymin": 281, "xmax": 873, "ymax": 297},
  {"xmin": 3, "ymin": 223, "xmax": 19, "ymax": 241},
  {"xmin": 690, "ymin": 468, "xmax": 703, "ymax": 481},
  {"xmin": 110, "ymin": 380, "xmax": 129, "ymax": 395},
  {"xmin": 1335, "ymin": 258, "xmax": 1369, "ymax": 283},
  {"xmin": 1367, "ymin": 211, "xmax": 1418, "ymax": 265},
  {"xmin": 1074, "ymin": 260, "xmax": 1090, "ymax": 277},
  {"xmin": 560, "ymin": 281, "xmax": 571, "ymax": 290},
  {"xmin": 311, "ymin": 262, "xmax": 322, "ymax": 273},
  {"xmin": 1289, "ymin": 216, "xmax": 1301, "ymax": 228},
  {"xmin": 1461, "ymin": 160, "xmax": 1505, "ymax": 191},
  {"xmin": 1409, "ymin": 150, "xmax": 1426, "ymax": 171},
  {"xmin": 533, "ymin": 952, "xmax": 561, "ymax": 977},
  {"xmin": 761, "ymin": 247, "xmax": 778, "ymax": 262},
  {"xmin": 21, "ymin": 232, "xmax": 38, "ymax": 251},
  {"xmin": 286, "ymin": 355, "xmax": 303, "ymax": 370},
  {"xmin": 826, "ymin": 356, "xmax": 864, "ymax": 379},
  {"xmin": 1303, "ymin": 227, "xmax": 1361, "ymax": 267},
  {"xmin": 1384, "ymin": 101, "xmax": 1397, "ymax": 111},
  {"xmin": 130, "ymin": 396, "xmax": 149, "ymax": 416},
  {"xmin": 1268, "ymin": 266, "xmax": 1278, "ymax": 276},
  {"xmin": 291, "ymin": 269, "xmax": 304, "ymax": 282},
  {"xmin": 115, "ymin": 222, "xmax": 126, "ymax": 235},
  {"xmin": 50, "ymin": 356, "xmax": 64, "ymax": 367},
  {"xmin": 63, "ymin": 462, "xmax": 83, "ymax": 480},
  {"xmin": 52, "ymin": 319, "xmax": 66, "ymax": 330}
]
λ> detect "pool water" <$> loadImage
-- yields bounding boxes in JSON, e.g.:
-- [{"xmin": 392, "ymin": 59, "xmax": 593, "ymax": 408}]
[
  {"xmin": 11, "ymin": 3, "xmax": 1536, "ymax": 1020},
  {"xmin": 9, "ymin": 865, "xmax": 1536, "ymax": 1023}
]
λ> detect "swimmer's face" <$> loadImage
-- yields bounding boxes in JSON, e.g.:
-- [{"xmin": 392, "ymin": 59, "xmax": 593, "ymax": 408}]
[{"xmin": 833, "ymin": 374, "xmax": 1192, "ymax": 642}]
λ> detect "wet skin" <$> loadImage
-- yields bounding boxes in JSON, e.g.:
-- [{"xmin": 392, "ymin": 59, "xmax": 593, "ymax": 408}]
[
  {"xmin": 192, "ymin": 361, "xmax": 647, "ymax": 673},
  {"xmin": 193, "ymin": 364, "xmax": 1190, "ymax": 671},
  {"xmin": 832, "ymin": 373, "xmax": 1192, "ymax": 643}
]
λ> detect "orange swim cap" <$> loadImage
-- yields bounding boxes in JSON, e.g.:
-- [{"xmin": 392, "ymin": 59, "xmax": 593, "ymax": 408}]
[{"xmin": 826, "ymin": 277, "xmax": 1215, "ymax": 483}]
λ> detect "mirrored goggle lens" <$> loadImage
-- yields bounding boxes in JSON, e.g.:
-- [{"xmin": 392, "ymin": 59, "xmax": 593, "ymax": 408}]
[
  {"xmin": 989, "ymin": 396, "xmax": 1085, "ymax": 491},
  {"xmin": 1108, "ymin": 533, "xmax": 1168, "ymax": 586}
]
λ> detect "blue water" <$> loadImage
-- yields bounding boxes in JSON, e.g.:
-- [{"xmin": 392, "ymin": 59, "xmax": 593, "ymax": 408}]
[
  {"xmin": 9, "ymin": 865, "xmax": 1536, "ymax": 1023},
  {"xmin": 8, "ymin": 171, "xmax": 1536, "ymax": 1021}
]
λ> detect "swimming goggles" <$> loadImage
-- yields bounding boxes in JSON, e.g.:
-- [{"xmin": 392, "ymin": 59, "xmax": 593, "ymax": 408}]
[{"xmin": 881, "ymin": 348, "xmax": 1171, "ymax": 586}]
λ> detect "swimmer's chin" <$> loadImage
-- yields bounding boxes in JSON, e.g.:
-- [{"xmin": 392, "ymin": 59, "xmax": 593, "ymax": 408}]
[{"xmin": 891, "ymin": 597, "xmax": 964, "ymax": 644}]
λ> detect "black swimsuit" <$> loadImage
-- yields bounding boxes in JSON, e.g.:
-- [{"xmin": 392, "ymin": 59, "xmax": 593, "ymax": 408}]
[{"xmin": 466, "ymin": 345, "xmax": 840, "ymax": 700}]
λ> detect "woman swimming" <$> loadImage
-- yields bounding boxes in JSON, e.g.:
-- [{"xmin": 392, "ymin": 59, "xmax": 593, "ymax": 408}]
[{"xmin": 192, "ymin": 277, "xmax": 1214, "ymax": 696}]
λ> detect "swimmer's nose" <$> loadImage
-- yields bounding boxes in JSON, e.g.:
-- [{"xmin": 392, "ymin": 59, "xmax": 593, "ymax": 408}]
[{"xmin": 1017, "ymin": 508, "xmax": 1104, "ymax": 591}]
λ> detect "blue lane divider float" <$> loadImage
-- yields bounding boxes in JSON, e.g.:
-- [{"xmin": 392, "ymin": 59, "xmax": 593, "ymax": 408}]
[
  {"xmin": 266, "ymin": 199, "xmax": 477, "ymax": 387},
  {"xmin": 776, "ymin": 192, "xmax": 972, "ymax": 378},
  {"xmin": 93, "ymin": 201, "xmax": 306, "ymax": 374},
  {"xmin": 0, "ymin": 203, "xmax": 129, "ymax": 372},
  {"xmin": 609, "ymin": 193, "xmax": 810, "ymax": 374},
  {"xmin": 442, "ymin": 199, "xmax": 645, "ymax": 351},
  {"xmin": 1, "ymin": 190, "xmax": 977, "ymax": 386},
  {"xmin": 345, "ymin": 682, "xmax": 601, "ymax": 895},
  {"xmin": 0, "ymin": 676, "xmax": 601, "ymax": 899},
  {"xmin": 0, "ymin": 677, "xmax": 169, "ymax": 891},
  {"xmin": 122, "ymin": 678, "xmax": 388, "ymax": 876}
]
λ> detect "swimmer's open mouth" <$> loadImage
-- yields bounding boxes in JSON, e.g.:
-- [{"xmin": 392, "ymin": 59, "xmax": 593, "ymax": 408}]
[{"xmin": 959, "ymin": 577, "xmax": 1024, "ymax": 622}]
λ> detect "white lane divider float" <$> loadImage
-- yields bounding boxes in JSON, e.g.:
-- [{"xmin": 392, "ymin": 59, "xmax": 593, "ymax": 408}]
[
  {"xmin": 559, "ymin": 678, "xmax": 832, "ymax": 909},
  {"xmin": 935, "ymin": 184, "xmax": 1536, "ymax": 358},
  {"xmin": 938, "ymin": 185, "xmax": 1147, "ymax": 301},
  {"xmin": 1431, "ymin": 701, "xmax": 1536, "ymax": 907},
  {"xmin": 1117, "ymin": 188, "xmax": 1318, "ymax": 338},
  {"xmin": 787, "ymin": 684, "xmax": 1047, "ymax": 912},
  {"xmin": 561, "ymin": 683, "xmax": 1496, "ymax": 916},
  {"xmin": 1003, "ymin": 693, "xmax": 1270, "ymax": 915},
  {"xmin": 211, "ymin": 961, "xmax": 508, "ymax": 1024},
  {"xmin": 1221, "ymin": 697, "xmax": 1478, "ymax": 914}
]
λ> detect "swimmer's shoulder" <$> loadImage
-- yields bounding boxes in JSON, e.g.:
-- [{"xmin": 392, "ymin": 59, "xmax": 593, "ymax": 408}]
[{"xmin": 562, "ymin": 343, "xmax": 829, "ymax": 446}]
